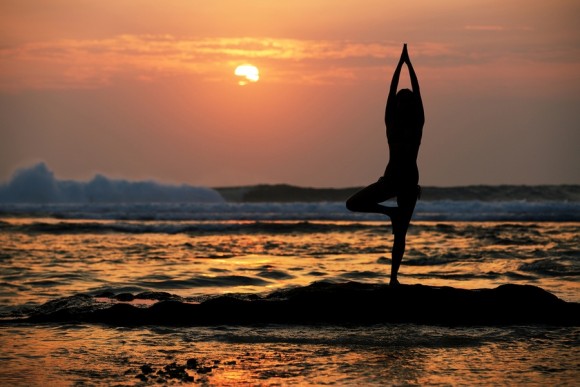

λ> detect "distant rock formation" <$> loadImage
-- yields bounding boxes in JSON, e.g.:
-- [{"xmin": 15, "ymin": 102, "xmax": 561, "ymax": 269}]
[{"xmin": 215, "ymin": 184, "xmax": 580, "ymax": 203}]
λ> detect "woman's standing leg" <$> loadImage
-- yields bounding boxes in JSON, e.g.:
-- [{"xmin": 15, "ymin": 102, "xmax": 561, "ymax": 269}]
[{"xmin": 389, "ymin": 187, "xmax": 419, "ymax": 286}]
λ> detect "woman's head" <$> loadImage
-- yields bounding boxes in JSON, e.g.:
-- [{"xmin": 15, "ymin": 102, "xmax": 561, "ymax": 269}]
[
  {"xmin": 396, "ymin": 88, "xmax": 418, "ymax": 112},
  {"xmin": 395, "ymin": 88, "xmax": 419, "ymax": 125},
  {"xmin": 396, "ymin": 88, "xmax": 415, "ymax": 108}
]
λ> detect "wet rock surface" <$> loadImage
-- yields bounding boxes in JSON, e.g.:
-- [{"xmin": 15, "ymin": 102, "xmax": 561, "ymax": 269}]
[
  {"xmin": 130, "ymin": 358, "xmax": 224, "ymax": 383},
  {"xmin": 11, "ymin": 281, "xmax": 580, "ymax": 326}
]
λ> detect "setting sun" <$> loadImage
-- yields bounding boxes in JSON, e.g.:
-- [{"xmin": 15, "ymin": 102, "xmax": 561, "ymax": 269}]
[{"xmin": 234, "ymin": 64, "xmax": 260, "ymax": 85}]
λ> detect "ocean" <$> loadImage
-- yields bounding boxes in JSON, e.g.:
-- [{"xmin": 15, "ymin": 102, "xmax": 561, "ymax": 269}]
[{"xmin": 0, "ymin": 190, "xmax": 579, "ymax": 385}]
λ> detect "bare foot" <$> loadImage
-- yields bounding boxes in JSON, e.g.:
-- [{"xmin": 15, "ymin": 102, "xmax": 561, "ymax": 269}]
[{"xmin": 389, "ymin": 278, "xmax": 400, "ymax": 287}]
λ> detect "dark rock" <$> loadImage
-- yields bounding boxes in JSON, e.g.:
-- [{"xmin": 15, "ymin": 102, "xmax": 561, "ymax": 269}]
[
  {"xmin": 197, "ymin": 366, "xmax": 213, "ymax": 374},
  {"xmin": 140, "ymin": 364, "xmax": 154, "ymax": 375},
  {"xmin": 183, "ymin": 375, "xmax": 194, "ymax": 382},
  {"xmin": 135, "ymin": 374, "xmax": 147, "ymax": 381},
  {"xmin": 163, "ymin": 362, "xmax": 180, "ymax": 372},
  {"xmin": 149, "ymin": 361, "xmax": 192, "ymax": 382},
  {"xmin": 94, "ymin": 291, "xmax": 115, "ymax": 298},
  {"xmin": 18, "ymin": 281, "xmax": 580, "ymax": 326},
  {"xmin": 186, "ymin": 358, "xmax": 198, "ymax": 369},
  {"xmin": 135, "ymin": 291, "xmax": 181, "ymax": 302},
  {"xmin": 377, "ymin": 256, "xmax": 390, "ymax": 264},
  {"xmin": 114, "ymin": 293, "xmax": 135, "ymax": 302}
]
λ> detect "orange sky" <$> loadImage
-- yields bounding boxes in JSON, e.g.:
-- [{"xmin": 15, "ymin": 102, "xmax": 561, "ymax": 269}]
[{"xmin": 1, "ymin": 0, "xmax": 579, "ymax": 187}]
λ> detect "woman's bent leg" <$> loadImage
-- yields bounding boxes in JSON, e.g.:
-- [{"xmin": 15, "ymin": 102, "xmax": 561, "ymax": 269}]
[{"xmin": 345, "ymin": 179, "xmax": 395, "ymax": 216}]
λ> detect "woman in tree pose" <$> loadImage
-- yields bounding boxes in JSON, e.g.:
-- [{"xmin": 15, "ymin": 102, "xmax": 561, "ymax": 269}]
[{"xmin": 346, "ymin": 44, "xmax": 424, "ymax": 286}]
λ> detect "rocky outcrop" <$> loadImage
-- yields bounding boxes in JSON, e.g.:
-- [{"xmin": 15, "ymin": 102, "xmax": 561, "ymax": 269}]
[{"xmin": 16, "ymin": 282, "xmax": 579, "ymax": 326}]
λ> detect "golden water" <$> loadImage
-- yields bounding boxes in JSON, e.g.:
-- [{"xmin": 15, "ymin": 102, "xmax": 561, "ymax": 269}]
[{"xmin": 0, "ymin": 219, "xmax": 578, "ymax": 385}]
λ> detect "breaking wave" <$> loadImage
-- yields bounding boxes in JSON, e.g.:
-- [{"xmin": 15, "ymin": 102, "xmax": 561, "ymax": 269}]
[
  {"xmin": 0, "ymin": 163, "xmax": 578, "ymax": 221},
  {"xmin": 0, "ymin": 163, "xmax": 223, "ymax": 204}
]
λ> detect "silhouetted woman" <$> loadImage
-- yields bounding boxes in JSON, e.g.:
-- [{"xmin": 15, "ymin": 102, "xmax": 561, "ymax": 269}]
[{"xmin": 346, "ymin": 44, "xmax": 424, "ymax": 286}]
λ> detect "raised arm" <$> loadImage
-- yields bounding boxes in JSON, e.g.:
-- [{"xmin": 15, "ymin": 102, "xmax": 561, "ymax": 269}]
[
  {"xmin": 403, "ymin": 45, "xmax": 424, "ymax": 125},
  {"xmin": 385, "ymin": 47, "xmax": 405, "ymax": 126}
]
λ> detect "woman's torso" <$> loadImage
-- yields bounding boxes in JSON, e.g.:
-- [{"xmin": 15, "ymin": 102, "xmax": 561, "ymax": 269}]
[{"xmin": 384, "ymin": 118, "xmax": 422, "ymax": 187}]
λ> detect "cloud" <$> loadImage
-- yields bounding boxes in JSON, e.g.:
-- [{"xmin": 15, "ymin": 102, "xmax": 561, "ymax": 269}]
[
  {"xmin": 2, "ymin": 33, "xmax": 577, "ymax": 91},
  {"xmin": 464, "ymin": 25, "xmax": 506, "ymax": 32},
  {"xmin": 0, "ymin": 163, "xmax": 224, "ymax": 203},
  {"xmin": 0, "ymin": 35, "xmax": 452, "ymax": 90}
]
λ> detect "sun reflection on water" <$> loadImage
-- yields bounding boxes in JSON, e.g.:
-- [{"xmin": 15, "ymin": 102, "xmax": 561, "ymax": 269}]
[
  {"xmin": 1, "ymin": 219, "xmax": 579, "ymax": 310},
  {"xmin": 0, "ymin": 324, "xmax": 578, "ymax": 385}
]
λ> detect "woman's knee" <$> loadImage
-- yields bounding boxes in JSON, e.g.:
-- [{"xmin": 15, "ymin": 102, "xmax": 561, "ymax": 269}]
[{"xmin": 345, "ymin": 196, "xmax": 360, "ymax": 212}]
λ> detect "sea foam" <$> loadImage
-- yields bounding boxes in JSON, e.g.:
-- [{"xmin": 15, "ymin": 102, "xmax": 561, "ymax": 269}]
[
  {"xmin": 1, "ymin": 163, "xmax": 578, "ymax": 221},
  {"xmin": 0, "ymin": 163, "xmax": 224, "ymax": 203}
]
